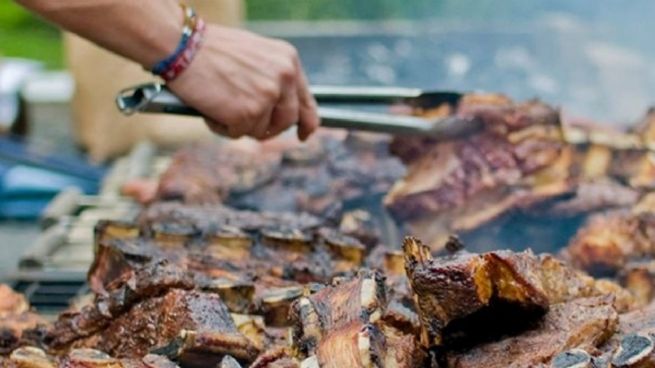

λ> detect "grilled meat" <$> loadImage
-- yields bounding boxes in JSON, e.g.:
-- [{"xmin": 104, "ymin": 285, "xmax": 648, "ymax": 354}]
[
  {"xmin": 386, "ymin": 94, "xmax": 569, "ymax": 250},
  {"xmin": 564, "ymin": 209, "xmax": 655, "ymax": 278},
  {"xmin": 289, "ymin": 270, "xmax": 425, "ymax": 368},
  {"xmin": 154, "ymin": 136, "xmax": 404, "ymax": 223},
  {"xmin": 446, "ymin": 296, "xmax": 618, "ymax": 368},
  {"xmin": 619, "ymin": 261, "xmax": 655, "ymax": 306},
  {"xmin": 156, "ymin": 142, "xmax": 282, "ymax": 204},
  {"xmin": 554, "ymin": 297, "xmax": 655, "ymax": 367},
  {"xmin": 249, "ymin": 348, "xmax": 299, "ymax": 368},
  {"xmin": 90, "ymin": 206, "xmax": 369, "ymax": 319},
  {"xmin": 403, "ymin": 237, "xmax": 634, "ymax": 348},
  {"xmin": 47, "ymin": 286, "xmax": 259, "ymax": 365}
]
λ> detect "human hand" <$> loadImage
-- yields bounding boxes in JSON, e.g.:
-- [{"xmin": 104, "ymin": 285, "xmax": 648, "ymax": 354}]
[{"xmin": 168, "ymin": 24, "xmax": 319, "ymax": 141}]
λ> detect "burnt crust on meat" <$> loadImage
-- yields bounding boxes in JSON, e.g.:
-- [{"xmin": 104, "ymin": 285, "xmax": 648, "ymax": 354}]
[{"xmin": 403, "ymin": 236, "xmax": 633, "ymax": 348}]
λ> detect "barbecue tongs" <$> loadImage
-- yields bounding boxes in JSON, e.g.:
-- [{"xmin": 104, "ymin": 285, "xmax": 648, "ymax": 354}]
[{"xmin": 116, "ymin": 83, "xmax": 479, "ymax": 137}]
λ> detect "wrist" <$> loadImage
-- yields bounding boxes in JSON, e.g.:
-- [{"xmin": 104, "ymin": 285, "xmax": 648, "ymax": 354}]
[{"xmin": 140, "ymin": 2, "xmax": 185, "ymax": 70}]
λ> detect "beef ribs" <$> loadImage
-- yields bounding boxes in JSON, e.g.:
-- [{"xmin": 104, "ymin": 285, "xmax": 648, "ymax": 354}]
[
  {"xmin": 403, "ymin": 237, "xmax": 633, "ymax": 348},
  {"xmin": 289, "ymin": 270, "xmax": 425, "ymax": 368},
  {"xmin": 47, "ymin": 285, "xmax": 259, "ymax": 366},
  {"xmin": 89, "ymin": 205, "xmax": 369, "ymax": 318},
  {"xmin": 385, "ymin": 94, "xmax": 569, "ymax": 250},
  {"xmin": 445, "ymin": 296, "xmax": 618, "ymax": 368},
  {"xmin": 249, "ymin": 348, "xmax": 299, "ymax": 368}
]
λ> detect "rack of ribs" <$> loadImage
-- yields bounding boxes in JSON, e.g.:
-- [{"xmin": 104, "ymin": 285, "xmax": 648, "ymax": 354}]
[
  {"xmin": 5, "ymin": 229, "xmax": 655, "ymax": 367},
  {"xmin": 385, "ymin": 94, "xmax": 570, "ymax": 250},
  {"xmin": 385, "ymin": 95, "xmax": 655, "ymax": 252},
  {"xmin": 89, "ymin": 207, "xmax": 368, "ymax": 305}
]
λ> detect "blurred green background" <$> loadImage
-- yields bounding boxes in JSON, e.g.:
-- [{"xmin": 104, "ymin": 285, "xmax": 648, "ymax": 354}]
[{"xmin": 0, "ymin": 0, "xmax": 569, "ymax": 69}]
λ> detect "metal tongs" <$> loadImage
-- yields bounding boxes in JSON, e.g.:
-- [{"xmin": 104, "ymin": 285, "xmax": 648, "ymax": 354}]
[{"xmin": 116, "ymin": 83, "xmax": 480, "ymax": 138}]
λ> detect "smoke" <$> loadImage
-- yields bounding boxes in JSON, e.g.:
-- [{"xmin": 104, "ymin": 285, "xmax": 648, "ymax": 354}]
[{"xmin": 271, "ymin": 0, "xmax": 655, "ymax": 125}]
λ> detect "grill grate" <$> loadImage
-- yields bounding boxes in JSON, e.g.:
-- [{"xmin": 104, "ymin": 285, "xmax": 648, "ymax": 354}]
[{"xmin": 5, "ymin": 271, "xmax": 88, "ymax": 316}]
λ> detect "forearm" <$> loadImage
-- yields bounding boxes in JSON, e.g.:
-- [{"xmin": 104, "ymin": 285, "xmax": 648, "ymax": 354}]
[{"xmin": 16, "ymin": 0, "xmax": 183, "ymax": 69}]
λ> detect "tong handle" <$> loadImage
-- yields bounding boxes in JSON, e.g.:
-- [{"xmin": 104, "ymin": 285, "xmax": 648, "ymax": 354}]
[
  {"xmin": 116, "ymin": 84, "xmax": 434, "ymax": 134},
  {"xmin": 115, "ymin": 83, "xmax": 479, "ymax": 137},
  {"xmin": 116, "ymin": 83, "xmax": 200, "ymax": 116}
]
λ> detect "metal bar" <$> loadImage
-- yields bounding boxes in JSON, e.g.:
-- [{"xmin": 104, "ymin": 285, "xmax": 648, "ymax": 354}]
[{"xmin": 116, "ymin": 83, "xmax": 469, "ymax": 136}]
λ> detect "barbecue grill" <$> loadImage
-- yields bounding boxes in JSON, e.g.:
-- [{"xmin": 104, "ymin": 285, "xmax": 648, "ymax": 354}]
[{"xmin": 4, "ymin": 22, "xmax": 655, "ymax": 367}]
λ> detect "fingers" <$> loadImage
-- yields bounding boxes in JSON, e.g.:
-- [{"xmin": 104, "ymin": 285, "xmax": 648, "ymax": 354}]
[
  {"xmin": 253, "ymin": 76, "xmax": 299, "ymax": 140},
  {"xmin": 295, "ymin": 63, "xmax": 320, "ymax": 141},
  {"xmin": 170, "ymin": 25, "xmax": 318, "ymax": 141},
  {"xmin": 204, "ymin": 119, "xmax": 230, "ymax": 136}
]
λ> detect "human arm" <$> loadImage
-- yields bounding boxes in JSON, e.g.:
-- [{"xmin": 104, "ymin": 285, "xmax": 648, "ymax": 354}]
[{"xmin": 16, "ymin": 0, "xmax": 320, "ymax": 140}]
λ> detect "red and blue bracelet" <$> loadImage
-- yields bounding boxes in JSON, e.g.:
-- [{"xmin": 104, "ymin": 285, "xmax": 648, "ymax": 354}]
[{"xmin": 151, "ymin": 4, "xmax": 206, "ymax": 82}]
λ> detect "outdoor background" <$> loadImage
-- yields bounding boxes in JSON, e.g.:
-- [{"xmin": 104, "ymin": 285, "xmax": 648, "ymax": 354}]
[
  {"xmin": 4, "ymin": 0, "xmax": 655, "ymax": 123},
  {"xmin": 4, "ymin": 0, "xmax": 652, "ymax": 68}
]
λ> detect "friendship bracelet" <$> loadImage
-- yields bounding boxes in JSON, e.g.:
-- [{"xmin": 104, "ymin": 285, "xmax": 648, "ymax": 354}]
[
  {"xmin": 159, "ymin": 18, "xmax": 206, "ymax": 81},
  {"xmin": 151, "ymin": 3, "xmax": 203, "ymax": 81}
]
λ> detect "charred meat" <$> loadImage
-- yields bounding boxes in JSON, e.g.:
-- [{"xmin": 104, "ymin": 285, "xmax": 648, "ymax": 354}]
[{"xmin": 403, "ymin": 237, "xmax": 633, "ymax": 348}]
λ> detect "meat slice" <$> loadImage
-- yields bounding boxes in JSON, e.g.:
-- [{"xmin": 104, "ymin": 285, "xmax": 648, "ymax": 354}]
[
  {"xmin": 445, "ymin": 296, "xmax": 618, "ymax": 368},
  {"xmin": 403, "ymin": 237, "xmax": 633, "ymax": 348},
  {"xmin": 289, "ymin": 271, "xmax": 425, "ymax": 368},
  {"xmin": 386, "ymin": 94, "xmax": 569, "ymax": 250},
  {"xmin": 289, "ymin": 270, "xmax": 386, "ymax": 357}
]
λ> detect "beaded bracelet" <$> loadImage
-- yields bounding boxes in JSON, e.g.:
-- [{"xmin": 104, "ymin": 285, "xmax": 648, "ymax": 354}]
[{"xmin": 151, "ymin": 3, "xmax": 205, "ymax": 81}]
